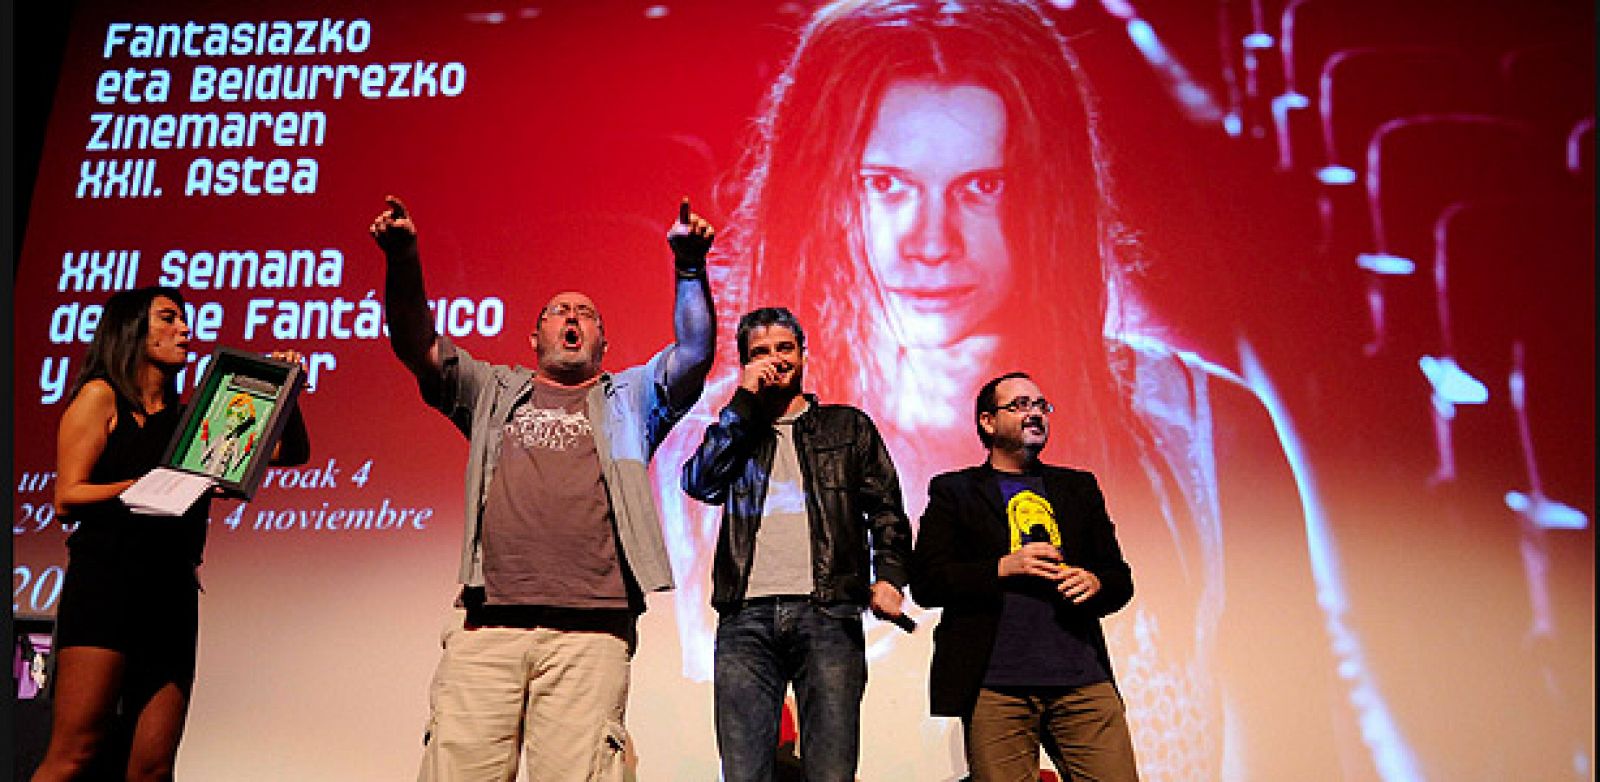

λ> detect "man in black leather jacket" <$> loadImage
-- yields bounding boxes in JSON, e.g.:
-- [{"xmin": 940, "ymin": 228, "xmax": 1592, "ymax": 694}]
[{"xmin": 681, "ymin": 306, "xmax": 912, "ymax": 782}]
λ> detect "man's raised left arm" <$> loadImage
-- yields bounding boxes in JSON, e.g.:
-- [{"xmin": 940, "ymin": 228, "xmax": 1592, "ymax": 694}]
[{"xmin": 662, "ymin": 198, "xmax": 716, "ymax": 411}]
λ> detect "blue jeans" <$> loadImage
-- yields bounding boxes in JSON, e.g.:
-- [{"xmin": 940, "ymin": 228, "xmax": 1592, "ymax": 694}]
[{"xmin": 714, "ymin": 597, "xmax": 867, "ymax": 782}]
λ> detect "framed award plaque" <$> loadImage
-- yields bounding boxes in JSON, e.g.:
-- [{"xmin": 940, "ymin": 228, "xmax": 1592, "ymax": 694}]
[{"xmin": 162, "ymin": 347, "xmax": 306, "ymax": 499}]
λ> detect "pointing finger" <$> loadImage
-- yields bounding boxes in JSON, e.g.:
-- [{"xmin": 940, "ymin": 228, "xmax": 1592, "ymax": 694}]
[{"xmin": 678, "ymin": 197, "xmax": 690, "ymax": 225}]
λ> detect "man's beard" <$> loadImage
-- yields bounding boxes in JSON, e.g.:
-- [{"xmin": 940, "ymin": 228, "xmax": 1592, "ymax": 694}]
[
  {"xmin": 761, "ymin": 365, "xmax": 804, "ymax": 399},
  {"xmin": 539, "ymin": 345, "xmax": 599, "ymax": 381},
  {"xmin": 1008, "ymin": 422, "xmax": 1048, "ymax": 456}
]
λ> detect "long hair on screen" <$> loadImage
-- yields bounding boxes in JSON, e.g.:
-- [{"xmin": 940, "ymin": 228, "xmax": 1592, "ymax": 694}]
[{"xmin": 713, "ymin": 0, "xmax": 1149, "ymax": 466}]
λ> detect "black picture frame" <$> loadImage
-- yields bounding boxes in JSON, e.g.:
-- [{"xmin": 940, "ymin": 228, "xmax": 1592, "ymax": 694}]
[{"xmin": 161, "ymin": 347, "xmax": 305, "ymax": 500}]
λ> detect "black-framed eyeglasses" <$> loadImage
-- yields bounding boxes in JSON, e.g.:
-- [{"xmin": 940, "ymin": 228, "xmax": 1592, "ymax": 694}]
[{"xmin": 995, "ymin": 396, "xmax": 1054, "ymax": 414}]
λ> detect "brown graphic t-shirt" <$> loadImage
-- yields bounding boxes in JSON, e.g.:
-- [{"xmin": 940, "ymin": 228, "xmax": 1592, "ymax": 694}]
[{"xmin": 479, "ymin": 380, "xmax": 629, "ymax": 609}]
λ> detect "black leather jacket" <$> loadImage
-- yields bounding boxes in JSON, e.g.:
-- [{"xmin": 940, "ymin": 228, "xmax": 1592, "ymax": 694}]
[{"xmin": 681, "ymin": 389, "xmax": 913, "ymax": 611}]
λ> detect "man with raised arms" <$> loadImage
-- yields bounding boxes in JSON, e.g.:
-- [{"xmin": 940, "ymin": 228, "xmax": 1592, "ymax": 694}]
[{"xmin": 369, "ymin": 196, "xmax": 715, "ymax": 781}]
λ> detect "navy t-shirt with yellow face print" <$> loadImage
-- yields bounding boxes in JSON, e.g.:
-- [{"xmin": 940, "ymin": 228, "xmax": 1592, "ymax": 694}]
[{"xmin": 981, "ymin": 473, "xmax": 1109, "ymax": 689}]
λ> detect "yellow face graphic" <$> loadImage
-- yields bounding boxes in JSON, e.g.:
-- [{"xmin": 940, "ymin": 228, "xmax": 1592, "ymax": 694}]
[{"xmin": 1006, "ymin": 490, "xmax": 1059, "ymax": 551}]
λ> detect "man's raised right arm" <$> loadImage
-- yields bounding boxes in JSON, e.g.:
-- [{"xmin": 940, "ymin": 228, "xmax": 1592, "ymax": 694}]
[{"xmin": 368, "ymin": 195, "xmax": 443, "ymax": 381}]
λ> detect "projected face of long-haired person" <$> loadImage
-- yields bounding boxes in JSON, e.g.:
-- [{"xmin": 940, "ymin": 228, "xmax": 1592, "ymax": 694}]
[{"xmin": 859, "ymin": 80, "xmax": 1012, "ymax": 349}]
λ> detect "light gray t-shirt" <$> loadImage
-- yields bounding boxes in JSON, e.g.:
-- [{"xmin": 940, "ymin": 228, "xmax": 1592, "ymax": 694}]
[{"xmin": 744, "ymin": 403, "xmax": 815, "ymax": 598}]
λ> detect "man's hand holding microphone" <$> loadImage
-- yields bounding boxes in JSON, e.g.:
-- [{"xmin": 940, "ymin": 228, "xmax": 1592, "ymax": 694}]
[{"xmin": 998, "ymin": 524, "xmax": 1101, "ymax": 604}]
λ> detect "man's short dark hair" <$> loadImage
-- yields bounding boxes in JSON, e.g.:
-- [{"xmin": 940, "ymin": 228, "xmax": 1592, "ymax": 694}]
[
  {"xmin": 975, "ymin": 371, "xmax": 1033, "ymax": 447},
  {"xmin": 736, "ymin": 307, "xmax": 807, "ymax": 364}
]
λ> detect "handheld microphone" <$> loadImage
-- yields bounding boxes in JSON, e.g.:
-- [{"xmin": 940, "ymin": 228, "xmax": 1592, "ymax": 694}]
[
  {"xmin": 1027, "ymin": 524, "xmax": 1066, "ymax": 574},
  {"xmin": 885, "ymin": 612, "xmax": 918, "ymax": 633},
  {"xmin": 1027, "ymin": 524, "xmax": 1051, "ymax": 545}
]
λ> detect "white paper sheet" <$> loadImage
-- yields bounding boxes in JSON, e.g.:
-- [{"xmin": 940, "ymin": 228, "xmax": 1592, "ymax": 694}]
[{"xmin": 120, "ymin": 468, "xmax": 215, "ymax": 516}]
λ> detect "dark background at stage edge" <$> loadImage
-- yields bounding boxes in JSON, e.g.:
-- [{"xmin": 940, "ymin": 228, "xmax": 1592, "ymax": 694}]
[{"xmin": 7, "ymin": 0, "xmax": 78, "ymax": 769}]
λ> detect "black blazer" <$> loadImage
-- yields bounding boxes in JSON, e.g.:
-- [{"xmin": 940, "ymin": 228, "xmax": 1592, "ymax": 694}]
[{"xmin": 910, "ymin": 462, "xmax": 1134, "ymax": 717}]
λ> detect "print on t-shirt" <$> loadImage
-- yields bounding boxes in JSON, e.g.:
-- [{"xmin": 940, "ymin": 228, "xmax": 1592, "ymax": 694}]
[
  {"xmin": 985, "ymin": 477, "xmax": 1108, "ymax": 688},
  {"xmin": 1006, "ymin": 489, "xmax": 1061, "ymax": 551},
  {"xmin": 504, "ymin": 404, "xmax": 591, "ymax": 451}
]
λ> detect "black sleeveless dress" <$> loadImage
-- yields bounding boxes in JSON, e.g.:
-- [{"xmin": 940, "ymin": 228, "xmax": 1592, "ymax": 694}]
[{"xmin": 54, "ymin": 394, "xmax": 212, "ymax": 685}]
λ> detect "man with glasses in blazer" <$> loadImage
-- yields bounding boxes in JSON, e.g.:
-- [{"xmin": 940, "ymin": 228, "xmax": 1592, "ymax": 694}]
[{"xmin": 911, "ymin": 371, "xmax": 1140, "ymax": 781}]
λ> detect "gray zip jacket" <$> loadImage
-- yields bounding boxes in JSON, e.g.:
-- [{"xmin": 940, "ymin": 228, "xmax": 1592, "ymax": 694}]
[{"xmin": 426, "ymin": 334, "xmax": 692, "ymax": 594}]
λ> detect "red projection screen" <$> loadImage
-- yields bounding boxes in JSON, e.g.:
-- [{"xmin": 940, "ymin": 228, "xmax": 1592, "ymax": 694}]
[{"xmin": 11, "ymin": 1, "xmax": 1594, "ymax": 779}]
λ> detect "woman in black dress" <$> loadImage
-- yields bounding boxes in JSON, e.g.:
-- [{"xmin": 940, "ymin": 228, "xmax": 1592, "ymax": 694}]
[{"xmin": 32, "ymin": 286, "xmax": 308, "ymax": 781}]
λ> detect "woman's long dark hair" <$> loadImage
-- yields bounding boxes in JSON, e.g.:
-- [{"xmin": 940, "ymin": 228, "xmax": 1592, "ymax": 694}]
[
  {"xmin": 714, "ymin": 0, "xmax": 1149, "ymax": 467},
  {"xmin": 68, "ymin": 286, "xmax": 186, "ymax": 414}
]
